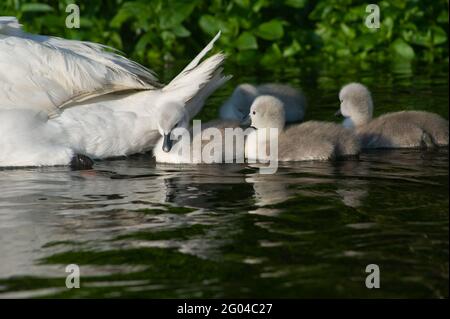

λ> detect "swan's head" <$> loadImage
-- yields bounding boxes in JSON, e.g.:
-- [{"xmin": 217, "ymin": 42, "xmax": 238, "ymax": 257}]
[
  {"xmin": 222, "ymin": 83, "xmax": 258, "ymax": 122},
  {"xmin": 156, "ymin": 101, "xmax": 189, "ymax": 153},
  {"xmin": 249, "ymin": 95, "xmax": 285, "ymax": 130},
  {"xmin": 337, "ymin": 83, "xmax": 373, "ymax": 128}
]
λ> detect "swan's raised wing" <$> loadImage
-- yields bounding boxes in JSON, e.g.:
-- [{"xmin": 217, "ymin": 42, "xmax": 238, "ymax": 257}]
[
  {"xmin": 162, "ymin": 32, "xmax": 230, "ymax": 118},
  {"xmin": 0, "ymin": 17, "xmax": 161, "ymax": 117}
]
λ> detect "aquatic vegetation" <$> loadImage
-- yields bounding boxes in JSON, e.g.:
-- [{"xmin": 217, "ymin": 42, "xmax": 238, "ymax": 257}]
[{"xmin": 1, "ymin": 0, "xmax": 448, "ymax": 68}]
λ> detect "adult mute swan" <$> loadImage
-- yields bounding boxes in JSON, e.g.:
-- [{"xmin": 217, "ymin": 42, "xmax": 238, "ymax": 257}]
[
  {"xmin": 337, "ymin": 83, "xmax": 449, "ymax": 149},
  {"xmin": 0, "ymin": 17, "xmax": 230, "ymax": 168},
  {"xmin": 246, "ymin": 96, "xmax": 360, "ymax": 161}
]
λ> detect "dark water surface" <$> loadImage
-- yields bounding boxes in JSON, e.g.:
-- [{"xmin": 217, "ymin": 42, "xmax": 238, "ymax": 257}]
[{"xmin": 0, "ymin": 63, "xmax": 448, "ymax": 298}]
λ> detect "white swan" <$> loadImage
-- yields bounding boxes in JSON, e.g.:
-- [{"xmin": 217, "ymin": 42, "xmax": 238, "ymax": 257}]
[
  {"xmin": 245, "ymin": 96, "xmax": 360, "ymax": 161},
  {"xmin": 219, "ymin": 83, "xmax": 306, "ymax": 123},
  {"xmin": 337, "ymin": 82, "xmax": 449, "ymax": 148},
  {"xmin": 0, "ymin": 17, "xmax": 230, "ymax": 168}
]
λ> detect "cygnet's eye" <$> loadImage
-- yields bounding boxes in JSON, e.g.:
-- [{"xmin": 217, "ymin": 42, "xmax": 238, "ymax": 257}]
[
  {"xmin": 252, "ymin": 111, "xmax": 256, "ymax": 115},
  {"xmin": 174, "ymin": 122, "xmax": 179, "ymax": 128}
]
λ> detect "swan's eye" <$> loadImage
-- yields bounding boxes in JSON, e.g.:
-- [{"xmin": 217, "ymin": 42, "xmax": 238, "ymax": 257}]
[{"xmin": 252, "ymin": 111, "xmax": 256, "ymax": 115}]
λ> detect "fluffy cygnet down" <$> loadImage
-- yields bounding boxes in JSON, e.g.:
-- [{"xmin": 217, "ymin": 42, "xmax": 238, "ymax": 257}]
[
  {"xmin": 220, "ymin": 83, "xmax": 306, "ymax": 123},
  {"xmin": 246, "ymin": 95, "xmax": 360, "ymax": 161},
  {"xmin": 153, "ymin": 119, "xmax": 245, "ymax": 164},
  {"xmin": 337, "ymin": 82, "xmax": 449, "ymax": 148}
]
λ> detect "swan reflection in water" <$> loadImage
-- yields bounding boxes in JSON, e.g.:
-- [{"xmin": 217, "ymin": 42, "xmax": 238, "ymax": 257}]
[
  {"xmin": 0, "ymin": 148, "xmax": 447, "ymax": 291},
  {"xmin": 245, "ymin": 159, "xmax": 369, "ymax": 216}
]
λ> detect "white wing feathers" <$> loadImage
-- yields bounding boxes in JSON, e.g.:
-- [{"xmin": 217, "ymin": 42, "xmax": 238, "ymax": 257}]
[
  {"xmin": 0, "ymin": 17, "xmax": 160, "ymax": 117},
  {"xmin": 0, "ymin": 17, "xmax": 228, "ymax": 119},
  {"xmin": 163, "ymin": 31, "xmax": 229, "ymax": 117},
  {"xmin": 169, "ymin": 31, "xmax": 221, "ymax": 84},
  {"xmin": 43, "ymin": 36, "xmax": 160, "ymax": 88},
  {"xmin": 0, "ymin": 16, "xmax": 22, "ymax": 35},
  {"xmin": 0, "ymin": 17, "xmax": 159, "ymax": 87}
]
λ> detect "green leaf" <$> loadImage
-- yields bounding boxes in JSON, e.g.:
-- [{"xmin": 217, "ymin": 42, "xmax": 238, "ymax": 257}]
[
  {"xmin": 21, "ymin": 3, "xmax": 54, "ymax": 12},
  {"xmin": 252, "ymin": 0, "xmax": 270, "ymax": 12},
  {"xmin": 161, "ymin": 30, "xmax": 176, "ymax": 44},
  {"xmin": 431, "ymin": 26, "xmax": 447, "ymax": 45},
  {"xmin": 224, "ymin": 17, "xmax": 240, "ymax": 36},
  {"xmin": 407, "ymin": 30, "xmax": 432, "ymax": 47},
  {"xmin": 108, "ymin": 32, "xmax": 123, "ymax": 50},
  {"xmin": 284, "ymin": 0, "xmax": 307, "ymax": 8},
  {"xmin": 199, "ymin": 15, "xmax": 221, "ymax": 35},
  {"xmin": 255, "ymin": 20, "xmax": 284, "ymax": 40},
  {"xmin": 135, "ymin": 33, "xmax": 154, "ymax": 56},
  {"xmin": 390, "ymin": 38, "xmax": 415, "ymax": 60},
  {"xmin": 283, "ymin": 40, "xmax": 301, "ymax": 57},
  {"xmin": 236, "ymin": 50, "xmax": 258, "ymax": 65},
  {"xmin": 340, "ymin": 23, "xmax": 355, "ymax": 39},
  {"xmin": 234, "ymin": 0, "xmax": 250, "ymax": 8},
  {"xmin": 172, "ymin": 24, "xmax": 191, "ymax": 37},
  {"xmin": 79, "ymin": 18, "xmax": 93, "ymax": 28},
  {"xmin": 336, "ymin": 48, "xmax": 351, "ymax": 57},
  {"xmin": 110, "ymin": 2, "xmax": 148, "ymax": 28},
  {"xmin": 381, "ymin": 17, "xmax": 394, "ymax": 40},
  {"xmin": 437, "ymin": 11, "xmax": 449, "ymax": 24},
  {"xmin": 159, "ymin": 1, "xmax": 198, "ymax": 29},
  {"xmin": 261, "ymin": 43, "xmax": 283, "ymax": 66},
  {"xmin": 110, "ymin": 9, "xmax": 131, "ymax": 28},
  {"xmin": 236, "ymin": 32, "xmax": 258, "ymax": 50}
]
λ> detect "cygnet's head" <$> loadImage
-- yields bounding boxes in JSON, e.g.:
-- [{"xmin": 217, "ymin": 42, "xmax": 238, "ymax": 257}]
[
  {"xmin": 337, "ymin": 83, "xmax": 373, "ymax": 127},
  {"xmin": 223, "ymin": 83, "xmax": 259, "ymax": 121},
  {"xmin": 249, "ymin": 95, "xmax": 285, "ymax": 130},
  {"xmin": 156, "ymin": 101, "xmax": 189, "ymax": 152}
]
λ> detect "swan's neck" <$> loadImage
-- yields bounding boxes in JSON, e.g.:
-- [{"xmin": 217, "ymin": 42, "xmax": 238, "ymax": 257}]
[
  {"xmin": 343, "ymin": 115, "xmax": 370, "ymax": 129},
  {"xmin": 343, "ymin": 118, "xmax": 355, "ymax": 129}
]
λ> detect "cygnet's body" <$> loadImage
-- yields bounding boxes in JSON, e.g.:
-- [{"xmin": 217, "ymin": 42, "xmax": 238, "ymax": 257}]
[
  {"xmin": 246, "ymin": 96, "xmax": 360, "ymax": 161},
  {"xmin": 220, "ymin": 83, "xmax": 306, "ymax": 123},
  {"xmin": 338, "ymin": 83, "xmax": 449, "ymax": 149},
  {"xmin": 153, "ymin": 118, "xmax": 244, "ymax": 164}
]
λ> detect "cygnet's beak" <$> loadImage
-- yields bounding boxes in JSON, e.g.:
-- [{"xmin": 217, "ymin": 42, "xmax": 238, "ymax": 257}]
[
  {"xmin": 162, "ymin": 133, "xmax": 173, "ymax": 153},
  {"xmin": 241, "ymin": 114, "xmax": 251, "ymax": 126},
  {"xmin": 335, "ymin": 109, "xmax": 343, "ymax": 117}
]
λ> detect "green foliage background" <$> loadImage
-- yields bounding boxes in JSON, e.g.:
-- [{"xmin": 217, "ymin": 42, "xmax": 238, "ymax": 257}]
[{"xmin": 1, "ymin": 0, "xmax": 448, "ymax": 68}]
